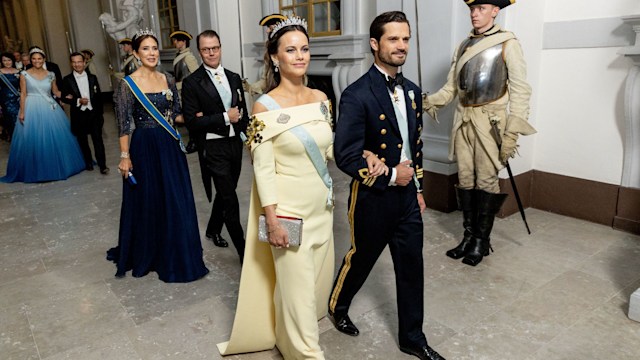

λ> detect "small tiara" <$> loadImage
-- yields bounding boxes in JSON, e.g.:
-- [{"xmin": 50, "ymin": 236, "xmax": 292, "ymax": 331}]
[
  {"xmin": 269, "ymin": 16, "xmax": 308, "ymax": 39},
  {"xmin": 29, "ymin": 48, "xmax": 46, "ymax": 57},
  {"xmin": 134, "ymin": 28, "xmax": 156, "ymax": 39}
]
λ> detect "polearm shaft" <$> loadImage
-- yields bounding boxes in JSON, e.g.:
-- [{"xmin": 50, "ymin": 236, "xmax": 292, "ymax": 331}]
[{"xmin": 490, "ymin": 120, "xmax": 531, "ymax": 234}]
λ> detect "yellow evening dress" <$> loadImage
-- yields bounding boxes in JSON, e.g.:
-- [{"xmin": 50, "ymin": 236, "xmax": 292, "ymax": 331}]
[{"xmin": 217, "ymin": 95, "xmax": 334, "ymax": 359}]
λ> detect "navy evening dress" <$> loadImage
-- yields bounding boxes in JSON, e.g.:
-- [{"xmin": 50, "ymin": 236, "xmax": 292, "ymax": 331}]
[
  {"xmin": 0, "ymin": 71, "xmax": 21, "ymax": 138},
  {"xmin": 107, "ymin": 74, "xmax": 209, "ymax": 283},
  {"xmin": 0, "ymin": 71, "xmax": 85, "ymax": 183}
]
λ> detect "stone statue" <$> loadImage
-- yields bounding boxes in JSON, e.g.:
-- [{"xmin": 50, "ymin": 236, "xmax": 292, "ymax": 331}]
[
  {"xmin": 98, "ymin": 0, "xmax": 145, "ymax": 41},
  {"xmin": 122, "ymin": 0, "xmax": 145, "ymax": 40},
  {"xmin": 99, "ymin": 13, "xmax": 128, "ymax": 41}
]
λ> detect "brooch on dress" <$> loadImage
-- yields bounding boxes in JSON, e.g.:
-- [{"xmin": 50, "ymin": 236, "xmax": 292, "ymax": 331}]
[
  {"xmin": 162, "ymin": 89, "xmax": 173, "ymax": 102},
  {"xmin": 277, "ymin": 113, "xmax": 290, "ymax": 124},
  {"xmin": 320, "ymin": 101, "xmax": 333, "ymax": 127},
  {"xmin": 245, "ymin": 115, "xmax": 266, "ymax": 148}
]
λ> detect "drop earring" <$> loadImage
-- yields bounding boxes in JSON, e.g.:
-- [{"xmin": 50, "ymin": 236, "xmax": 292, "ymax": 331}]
[{"xmin": 274, "ymin": 62, "xmax": 279, "ymax": 73}]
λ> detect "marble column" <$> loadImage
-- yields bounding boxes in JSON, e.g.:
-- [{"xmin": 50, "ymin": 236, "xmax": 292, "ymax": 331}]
[{"xmin": 619, "ymin": 14, "xmax": 640, "ymax": 323}]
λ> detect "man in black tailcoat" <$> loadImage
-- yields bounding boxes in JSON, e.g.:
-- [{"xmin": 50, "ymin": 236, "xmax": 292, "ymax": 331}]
[
  {"xmin": 181, "ymin": 30, "xmax": 249, "ymax": 262},
  {"xmin": 61, "ymin": 52, "xmax": 108, "ymax": 174}
]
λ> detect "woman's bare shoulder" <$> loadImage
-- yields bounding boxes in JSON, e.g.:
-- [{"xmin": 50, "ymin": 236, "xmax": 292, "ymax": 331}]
[{"xmin": 310, "ymin": 88, "xmax": 328, "ymax": 102}]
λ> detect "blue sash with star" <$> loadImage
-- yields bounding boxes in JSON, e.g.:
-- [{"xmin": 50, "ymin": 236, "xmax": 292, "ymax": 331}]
[{"xmin": 123, "ymin": 76, "xmax": 186, "ymax": 152}]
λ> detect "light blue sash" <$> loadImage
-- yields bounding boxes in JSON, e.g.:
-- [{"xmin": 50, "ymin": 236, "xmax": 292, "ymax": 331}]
[
  {"xmin": 0, "ymin": 73, "xmax": 19, "ymax": 97},
  {"xmin": 123, "ymin": 76, "xmax": 186, "ymax": 152},
  {"xmin": 257, "ymin": 95, "xmax": 334, "ymax": 207},
  {"xmin": 391, "ymin": 97, "xmax": 421, "ymax": 190},
  {"xmin": 26, "ymin": 72, "xmax": 57, "ymax": 109}
]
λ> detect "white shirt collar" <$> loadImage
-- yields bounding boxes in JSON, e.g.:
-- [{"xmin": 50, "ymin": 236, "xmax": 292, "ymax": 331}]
[
  {"xmin": 374, "ymin": 63, "xmax": 399, "ymax": 82},
  {"xmin": 73, "ymin": 71, "xmax": 87, "ymax": 77},
  {"xmin": 204, "ymin": 64, "xmax": 224, "ymax": 76}
]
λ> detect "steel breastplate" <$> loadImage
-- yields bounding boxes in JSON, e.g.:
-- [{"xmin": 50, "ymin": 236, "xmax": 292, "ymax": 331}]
[
  {"xmin": 174, "ymin": 59, "xmax": 190, "ymax": 82},
  {"xmin": 458, "ymin": 36, "xmax": 508, "ymax": 107}
]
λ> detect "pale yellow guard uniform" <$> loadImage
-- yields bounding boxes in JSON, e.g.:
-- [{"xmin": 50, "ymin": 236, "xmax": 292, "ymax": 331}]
[
  {"xmin": 218, "ymin": 99, "xmax": 334, "ymax": 360},
  {"xmin": 425, "ymin": 25, "xmax": 535, "ymax": 193}
]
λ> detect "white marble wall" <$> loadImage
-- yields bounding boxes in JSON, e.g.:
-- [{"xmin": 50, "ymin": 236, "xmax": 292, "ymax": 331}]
[{"xmin": 619, "ymin": 15, "xmax": 640, "ymax": 189}]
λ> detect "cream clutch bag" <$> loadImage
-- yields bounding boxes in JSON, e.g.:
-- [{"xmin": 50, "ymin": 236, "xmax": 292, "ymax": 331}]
[{"xmin": 258, "ymin": 215, "xmax": 303, "ymax": 247}]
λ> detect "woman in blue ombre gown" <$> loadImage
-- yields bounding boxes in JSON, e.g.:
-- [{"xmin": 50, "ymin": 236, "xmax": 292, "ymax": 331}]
[{"xmin": 0, "ymin": 49, "xmax": 84, "ymax": 183}]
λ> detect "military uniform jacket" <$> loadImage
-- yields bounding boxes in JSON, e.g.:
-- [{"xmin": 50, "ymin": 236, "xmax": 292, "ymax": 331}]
[
  {"xmin": 335, "ymin": 65, "xmax": 424, "ymax": 192},
  {"xmin": 426, "ymin": 25, "xmax": 535, "ymax": 169},
  {"xmin": 173, "ymin": 48, "xmax": 199, "ymax": 84},
  {"xmin": 122, "ymin": 54, "xmax": 138, "ymax": 76}
]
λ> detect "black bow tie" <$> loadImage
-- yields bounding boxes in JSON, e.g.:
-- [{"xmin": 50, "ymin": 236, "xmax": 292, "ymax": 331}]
[{"xmin": 384, "ymin": 72, "xmax": 404, "ymax": 92}]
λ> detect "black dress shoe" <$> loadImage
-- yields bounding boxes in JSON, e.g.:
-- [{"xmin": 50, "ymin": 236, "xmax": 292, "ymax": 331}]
[
  {"xmin": 328, "ymin": 311, "xmax": 359, "ymax": 336},
  {"xmin": 86, "ymin": 164, "xmax": 94, "ymax": 171},
  {"xmin": 399, "ymin": 344, "xmax": 445, "ymax": 360},
  {"xmin": 185, "ymin": 140, "xmax": 198, "ymax": 154},
  {"xmin": 206, "ymin": 233, "xmax": 228, "ymax": 247},
  {"xmin": 100, "ymin": 167, "xmax": 110, "ymax": 175}
]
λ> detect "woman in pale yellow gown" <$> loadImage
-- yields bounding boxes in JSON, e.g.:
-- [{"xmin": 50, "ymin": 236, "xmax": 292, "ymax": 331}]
[{"xmin": 217, "ymin": 17, "xmax": 387, "ymax": 360}]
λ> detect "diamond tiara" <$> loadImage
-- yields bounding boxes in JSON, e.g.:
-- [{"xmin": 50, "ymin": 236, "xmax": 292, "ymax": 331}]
[
  {"xmin": 134, "ymin": 28, "xmax": 156, "ymax": 39},
  {"xmin": 269, "ymin": 16, "xmax": 308, "ymax": 39},
  {"xmin": 29, "ymin": 47, "xmax": 46, "ymax": 57}
]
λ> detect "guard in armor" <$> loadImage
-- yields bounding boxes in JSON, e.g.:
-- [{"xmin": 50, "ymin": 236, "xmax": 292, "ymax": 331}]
[
  {"xmin": 424, "ymin": 0, "xmax": 536, "ymax": 266},
  {"xmin": 170, "ymin": 30, "xmax": 199, "ymax": 153},
  {"xmin": 170, "ymin": 30, "xmax": 199, "ymax": 92},
  {"xmin": 119, "ymin": 38, "xmax": 138, "ymax": 76}
]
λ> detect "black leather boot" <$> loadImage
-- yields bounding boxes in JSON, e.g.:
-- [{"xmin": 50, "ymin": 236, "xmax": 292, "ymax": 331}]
[
  {"xmin": 462, "ymin": 190, "xmax": 507, "ymax": 267},
  {"xmin": 446, "ymin": 187, "xmax": 476, "ymax": 259}
]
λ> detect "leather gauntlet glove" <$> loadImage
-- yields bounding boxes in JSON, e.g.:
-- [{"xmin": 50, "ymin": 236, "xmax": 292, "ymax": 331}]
[{"xmin": 500, "ymin": 132, "xmax": 519, "ymax": 164}]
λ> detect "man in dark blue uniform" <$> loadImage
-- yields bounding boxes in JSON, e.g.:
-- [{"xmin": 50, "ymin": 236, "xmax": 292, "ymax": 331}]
[{"xmin": 328, "ymin": 11, "xmax": 444, "ymax": 360}]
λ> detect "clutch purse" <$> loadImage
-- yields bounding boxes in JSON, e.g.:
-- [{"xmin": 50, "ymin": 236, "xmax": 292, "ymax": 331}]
[{"xmin": 258, "ymin": 214, "xmax": 303, "ymax": 247}]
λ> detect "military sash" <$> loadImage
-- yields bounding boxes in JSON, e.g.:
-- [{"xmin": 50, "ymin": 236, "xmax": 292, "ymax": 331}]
[
  {"xmin": 172, "ymin": 51, "xmax": 190, "ymax": 66},
  {"xmin": 0, "ymin": 73, "xmax": 19, "ymax": 97},
  {"xmin": 123, "ymin": 76, "xmax": 186, "ymax": 152}
]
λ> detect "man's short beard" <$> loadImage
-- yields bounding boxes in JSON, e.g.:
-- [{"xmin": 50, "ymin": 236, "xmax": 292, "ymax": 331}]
[{"xmin": 377, "ymin": 51, "xmax": 406, "ymax": 67}]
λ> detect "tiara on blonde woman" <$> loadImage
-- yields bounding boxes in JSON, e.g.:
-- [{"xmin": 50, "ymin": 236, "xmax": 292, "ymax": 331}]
[
  {"xmin": 269, "ymin": 16, "xmax": 308, "ymax": 39},
  {"xmin": 29, "ymin": 47, "xmax": 46, "ymax": 57},
  {"xmin": 134, "ymin": 28, "xmax": 156, "ymax": 39}
]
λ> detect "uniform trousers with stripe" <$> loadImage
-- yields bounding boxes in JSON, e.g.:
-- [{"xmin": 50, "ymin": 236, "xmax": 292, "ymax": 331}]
[{"xmin": 329, "ymin": 180, "xmax": 427, "ymax": 348}]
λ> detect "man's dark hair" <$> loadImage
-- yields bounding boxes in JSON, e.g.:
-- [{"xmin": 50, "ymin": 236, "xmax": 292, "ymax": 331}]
[
  {"xmin": 196, "ymin": 30, "xmax": 221, "ymax": 50},
  {"xmin": 132, "ymin": 33, "xmax": 158, "ymax": 52},
  {"xmin": 69, "ymin": 52, "xmax": 84, "ymax": 61},
  {"xmin": 369, "ymin": 11, "xmax": 410, "ymax": 54}
]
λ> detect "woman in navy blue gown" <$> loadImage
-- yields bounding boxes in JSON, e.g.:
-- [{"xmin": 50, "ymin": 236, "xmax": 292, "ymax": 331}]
[
  {"xmin": 0, "ymin": 49, "xmax": 85, "ymax": 183},
  {"xmin": 106, "ymin": 31, "xmax": 209, "ymax": 283},
  {"xmin": 0, "ymin": 52, "xmax": 21, "ymax": 141}
]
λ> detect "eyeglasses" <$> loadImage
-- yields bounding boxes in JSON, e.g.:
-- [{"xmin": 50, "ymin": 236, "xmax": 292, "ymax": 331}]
[{"xmin": 199, "ymin": 46, "xmax": 221, "ymax": 54}]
